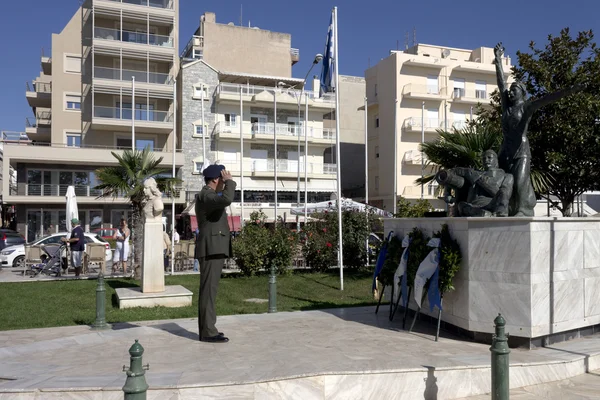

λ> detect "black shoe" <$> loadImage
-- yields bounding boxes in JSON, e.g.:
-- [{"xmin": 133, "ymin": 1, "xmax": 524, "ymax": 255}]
[{"xmin": 200, "ymin": 335, "xmax": 229, "ymax": 343}]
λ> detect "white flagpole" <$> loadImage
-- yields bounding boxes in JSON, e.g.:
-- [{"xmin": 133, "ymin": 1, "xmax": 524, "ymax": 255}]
[
  {"xmin": 171, "ymin": 79, "xmax": 176, "ymax": 275},
  {"xmin": 240, "ymin": 90, "xmax": 244, "ymax": 228},
  {"xmin": 333, "ymin": 6, "xmax": 344, "ymax": 290},
  {"xmin": 274, "ymin": 85, "xmax": 278, "ymax": 222},
  {"xmin": 304, "ymin": 91, "xmax": 309, "ymax": 225},
  {"xmin": 421, "ymin": 101, "xmax": 425, "ymax": 200},
  {"xmin": 131, "ymin": 76, "xmax": 136, "ymax": 150},
  {"xmin": 393, "ymin": 98, "xmax": 398, "ymax": 215},
  {"xmin": 201, "ymin": 88, "xmax": 206, "ymax": 168},
  {"xmin": 364, "ymin": 96, "xmax": 369, "ymax": 267}
]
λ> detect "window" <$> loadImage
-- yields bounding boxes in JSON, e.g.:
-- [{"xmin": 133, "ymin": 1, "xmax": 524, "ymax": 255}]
[
  {"xmin": 193, "ymin": 124, "xmax": 207, "ymax": 137},
  {"xmin": 65, "ymin": 94, "xmax": 81, "ymax": 111},
  {"xmin": 193, "ymin": 49, "xmax": 203, "ymax": 59},
  {"xmin": 194, "ymin": 161, "xmax": 204, "ymax": 174},
  {"xmin": 64, "ymin": 55, "xmax": 81, "ymax": 73},
  {"xmin": 375, "ymin": 115, "xmax": 379, "ymax": 128},
  {"xmin": 66, "ymin": 134, "xmax": 81, "ymax": 148},
  {"xmin": 375, "ymin": 146, "xmax": 379, "ymax": 158},
  {"xmin": 427, "ymin": 75, "xmax": 439, "ymax": 94},
  {"xmin": 453, "ymin": 78, "xmax": 465, "ymax": 98},
  {"xmin": 427, "ymin": 182, "xmax": 439, "ymax": 197},
  {"xmin": 475, "ymin": 81, "xmax": 487, "ymax": 99},
  {"xmin": 193, "ymin": 84, "xmax": 208, "ymax": 99},
  {"xmin": 224, "ymin": 113, "xmax": 237, "ymax": 127},
  {"xmin": 374, "ymin": 84, "xmax": 378, "ymax": 97},
  {"xmin": 375, "ymin": 176, "xmax": 379, "ymax": 190},
  {"xmin": 116, "ymin": 138, "xmax": 155, "ymax": 151}
]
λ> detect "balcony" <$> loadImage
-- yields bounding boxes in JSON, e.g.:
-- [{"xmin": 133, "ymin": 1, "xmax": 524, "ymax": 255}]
[
  {"xmin": 26, "ymin": 81, "xmax": 52, "ymax": 108},
  {"xmin": 103, "ymin": 0, "xmax": 174, "ymax": 9},
  {"xmin": 403, "ymin": 117, "xmax": 442, "ymax": 133},
  {"xmin": 212, "ymin": 121, "xmax": 336, "ymax": 144},
  {"xmin": 181, "ymin": 35, "xmax": 204, "ymax": 58},
  {"xmin": 93, "ymin": 106, "xmax": 173, "ymax": 133},
  {"xmin": 94, "ymin": 66, "xmax": 172, "ymax": 86},
  {"xmin": 41, "ymin": 48, "xmax": 51, "ymax": 75},
  {"xmin": 25, "ymin": 117, "xmax": 50, "ymax": 140},
  {"xmin": 94, "ymin": 27, "xmax": 174, "ymax": 48},
  {"xmin": 402, "ymin": 84, "xmax": 447, "ymax": 101},
  {"xmin": 402, "ymin": 184, "xmax": 439, "ymax": 199},
  {"xmin": 216, "ymin": 83, "xmax": 335, "ymax": 109},
  {"xmin": 403, "ymin": 150, "xmax": 427, "ymax": 165},
  {"xmin": 251, "ymin": 159, "xmax": 337, "ymax": 178},
  {"xmin": 451, "ymin": 88, "xmax": 488, "ymax": 104},
  {"xmin": 290, "ymin": 48, "xmax": 300, "ymax": 65}
]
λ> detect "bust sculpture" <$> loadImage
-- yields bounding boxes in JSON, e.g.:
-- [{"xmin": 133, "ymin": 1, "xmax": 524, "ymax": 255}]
[
  {"xmin": 143, "ymin": 178, "xmax": 164, "ymax": 223},
  {"xmin": 436, "ymin": 150, "xmax": 513, "ymax": 217}
]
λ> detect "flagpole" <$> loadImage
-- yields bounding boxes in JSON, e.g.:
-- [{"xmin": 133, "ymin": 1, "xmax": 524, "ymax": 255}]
[
  {"xmin": 240, "ymin": 90, "xmax": 244, "ymax": 228},
  {"xmin": 131, "ymin": 76, "xmax": 135, "ymax": 150},
  {"xmin": 333, "ymin": 6, "xmax": 344, "ymax": 290},
  {"xmin": 393, "ymin": 98, "xmax": 398, "ymax": 215},
  {"xmin": 364, "ymin": 96, "xmax": 369, "ymax": 268},
  {"xmin": 171, "ymin": 79, "xmax": 176, "ymax": 275},
  {"xmin": 421, "ymin": 101, "xmax": 425, "ymax": 200},
  {"xmin": 274, "ymin": 85, "xmax": 278, "ymax": 223},
  {"xmin": 304, "ymin": 91, "xmax": 309, "ymax": 225},
  {"xmin": 201, "ymin": 87, "xmax": 206, "ymax": 169}
]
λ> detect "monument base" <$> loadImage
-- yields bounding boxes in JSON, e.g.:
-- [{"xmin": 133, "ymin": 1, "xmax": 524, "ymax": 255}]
[
  {"xmin": 115, "ymin": 285, "xmax": 193, "ymax": 309},
  {"xmin": 141, "ymin": 221, "xmax": 165, "ymax": 293}
]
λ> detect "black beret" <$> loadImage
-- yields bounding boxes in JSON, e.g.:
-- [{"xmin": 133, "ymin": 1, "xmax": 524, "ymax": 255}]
[{"xmin": 203, "ymin": 164, "xmax": 225, "ymax": 179}]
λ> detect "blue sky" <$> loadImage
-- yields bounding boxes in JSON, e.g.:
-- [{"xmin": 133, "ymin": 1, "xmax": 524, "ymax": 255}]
[{"xmin": 0, "ymin": 0, "xmax": 598, "ymax": 132}]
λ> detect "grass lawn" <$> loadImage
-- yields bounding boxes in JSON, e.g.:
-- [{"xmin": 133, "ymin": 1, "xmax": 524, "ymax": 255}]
[{"xmin": 0, "ymin": 269, "xmax": 379, "ymax": 331}]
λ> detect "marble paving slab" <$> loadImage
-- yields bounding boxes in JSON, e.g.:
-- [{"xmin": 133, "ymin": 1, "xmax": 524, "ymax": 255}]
[{"xmin": 1, "ymin": 307, "xmax": 600, "ymax": 399}]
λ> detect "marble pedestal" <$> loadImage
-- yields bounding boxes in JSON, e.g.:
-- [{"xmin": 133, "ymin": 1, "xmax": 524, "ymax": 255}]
[
  {"xmin": 141, "ymin": 221, "xmax": 164, "ymax": 293},
  {"xmin": 116, "ymin": 221, "xmax": 193, "ymax": 309},
  {"xmin": 385, "ymin": 217, "xmax": 600, "ymax": 342}
]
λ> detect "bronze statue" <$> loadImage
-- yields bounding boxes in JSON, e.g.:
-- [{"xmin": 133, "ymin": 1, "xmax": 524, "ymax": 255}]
[
  {"xmin": 436, "ymin": 150, "xmax": 513, "ymax": 217},
  {"xmin": 494, "ymin": 43, "xmax": 584, "ymax": 216}
]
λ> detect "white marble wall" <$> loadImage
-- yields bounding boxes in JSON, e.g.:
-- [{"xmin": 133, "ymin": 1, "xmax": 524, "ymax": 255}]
[{"xmin": 384, "ymin": 217, "xmax": 600, "ymax": 339}]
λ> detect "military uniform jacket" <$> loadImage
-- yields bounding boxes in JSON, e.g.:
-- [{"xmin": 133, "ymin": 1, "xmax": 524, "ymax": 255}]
[{"xmin": 194, "ymin": 179, "xmax": 237, "ymax": 259}]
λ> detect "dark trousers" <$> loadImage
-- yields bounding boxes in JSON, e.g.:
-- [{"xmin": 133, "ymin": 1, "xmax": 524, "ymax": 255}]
[{"xmin": 198, "ymin": 255, "xmax": 225, "ymax": 338}]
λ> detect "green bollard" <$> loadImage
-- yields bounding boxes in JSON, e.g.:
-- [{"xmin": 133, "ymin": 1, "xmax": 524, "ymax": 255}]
[
  {"xmin": 268, "ymin": 263, "xmax": 277, "ymax": 313},
  {"xmin": 92, "ymin": 272, "xmax": 110, "ymax": 330},
  {"xmin": 490, "ymin": 314, "xmax": 510, "ymax": 400},
  {"xmin": 123, "ymin": 339, "xmax": 149, "ymax": 400}
]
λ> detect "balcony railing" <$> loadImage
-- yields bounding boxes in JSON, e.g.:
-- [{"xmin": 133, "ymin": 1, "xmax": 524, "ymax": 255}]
[
  {"xmin": 26, "ymin": 81, "xmax": 52, "ymax": 93},
  {"xmin": 452, "ymin": 88, "xmax": 488, "ymax": 101},
  {"xmin": 251, "ymin": 159, "xmax": 337, "ymax": 175},
  {"xmin": 94, "ymin": 66, "xmax": 171, "ymax": 85},
  {"xmin": 402, "ymin": 84, "xmax": 447, "ymax": 96},
  {"xmin": 213, "ymin": 121, "xmax": 336, "ymax": 141},
  {"xmin": 404, "ymin": 117, "xmax": 442, "ymax": 130},
  {"xmin": 26, "ymin": 184, "xmax": 103, "ymax": 197},
  {"xmin": 94, "ymin": 106, "xmax": 172, "ymax": 123},
  {"xmin": 105, "ymin": 0, "xmax": 174, "ymax": 9},
  {"xmin": 217, "ymin": 82, "xmax": 336, "ymax": 103},
  {"xmin": 94, "ymin": 27, "xmax": 174, "ymax": 48}
]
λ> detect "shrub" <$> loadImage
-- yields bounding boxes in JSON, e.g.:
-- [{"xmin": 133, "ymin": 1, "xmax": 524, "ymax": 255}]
[
  {"xmin": 433, "ymin": 224, "xmax": 462, "ymax": 294},
  {"xmin": 396, "ymin": 197, "xmax": 433, "ymax": 218}
]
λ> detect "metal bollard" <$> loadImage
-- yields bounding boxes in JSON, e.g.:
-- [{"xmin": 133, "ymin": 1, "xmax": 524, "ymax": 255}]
[
  {"xmin": 123, "ymin": 339, "xmax": 149, "ymax": 400},
  {"xmin": 490, "ymin": 314, "xmax": 510, "ymax": 400},
  {"xmin": 268, "ymin": 263, "xmax": 277, "ymax": 313},
  {"xmin": 92, "ymin": 272, "xmax": 110, "ymax": 330}
]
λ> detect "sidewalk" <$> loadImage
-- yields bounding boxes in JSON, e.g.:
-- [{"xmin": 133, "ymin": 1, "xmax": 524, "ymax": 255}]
[{"xmin": 0, "ymin": 306, "xmax": 599, "ymax": 399}]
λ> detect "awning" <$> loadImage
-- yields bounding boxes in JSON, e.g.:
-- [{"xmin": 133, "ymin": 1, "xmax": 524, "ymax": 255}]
[{"xmin": 184, "ymin": 212, "xmax": 241, "ymax": 232}]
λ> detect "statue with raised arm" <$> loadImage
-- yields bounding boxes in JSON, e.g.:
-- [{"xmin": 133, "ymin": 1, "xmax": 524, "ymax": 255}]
[
  {"xmin": 436, "ymin": 150, "xmax": 513, "ymax": 217},
  {"xmin": 494, "ymin": 43, "xmax": 584, "ymax": 216}
]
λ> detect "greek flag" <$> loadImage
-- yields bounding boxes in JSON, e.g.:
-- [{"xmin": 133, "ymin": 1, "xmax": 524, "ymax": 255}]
[
  {"xmin": 320, "ymin": 13, "xmax": 335, "ymax": 95},
  {"xmin": 393, "ymin": 235, "xmax": 410, "ymax": 305},
  {"xmin": 413, "ymin": 238, "xmax": 442, "ymax": 311}
]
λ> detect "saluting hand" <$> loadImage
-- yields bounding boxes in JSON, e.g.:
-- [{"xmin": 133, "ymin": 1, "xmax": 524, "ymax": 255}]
[{"xmin": 221, "ymin": 169, "xmax": 233, "ymax": 182}]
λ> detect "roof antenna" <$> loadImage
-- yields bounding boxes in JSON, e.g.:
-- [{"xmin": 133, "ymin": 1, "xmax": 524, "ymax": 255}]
[
  {"xmin": 413, "ymin": 27, "xmax": 417, "ymax": 47},
  {"xmin": 405, "ymin": 31, "xmax": 409, "ymax": 50},
  {"xmin": 240, "ymin": 4, "xmax": 243, "ymax": 26}
]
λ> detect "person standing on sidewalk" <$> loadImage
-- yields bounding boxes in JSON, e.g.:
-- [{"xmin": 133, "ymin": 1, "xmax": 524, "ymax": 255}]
[
  {"xmin": 62, "ymin": 218, "xmax": 85, "ymax": 278},
  {"xmin": 195, "ymin": 165, "xmax": 236, "ymax": 343}
]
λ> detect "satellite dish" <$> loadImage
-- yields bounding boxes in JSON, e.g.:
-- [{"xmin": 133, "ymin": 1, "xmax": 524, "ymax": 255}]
[
  {"xmin": 227, "ymin": 22, "xmax": 234, "ymax": 26},
  {"xmin": 441, "ymin": 49, "xmax": 450, "ymax": 58}
]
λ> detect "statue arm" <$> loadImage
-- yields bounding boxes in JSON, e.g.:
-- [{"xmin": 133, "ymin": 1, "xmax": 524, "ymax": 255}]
[
  {"xmin": 494, "ymin": 55, "xmax": 508, "ymax": 110},
  {"xmin": 475, "ymin": 175, "xmax": 501, "ymax": 197},
  {"xmin": 528, "ymin": 84, "xmax": 584, "ymax": 114}
]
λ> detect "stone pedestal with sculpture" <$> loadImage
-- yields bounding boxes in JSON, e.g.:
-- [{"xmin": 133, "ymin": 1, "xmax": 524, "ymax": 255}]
[{"xmin": 116, "ymin": 178, "xmax": 192, "ymax": 309}]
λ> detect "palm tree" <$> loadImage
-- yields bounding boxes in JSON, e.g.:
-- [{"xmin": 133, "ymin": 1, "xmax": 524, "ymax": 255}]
[
  {"xmin": 94, "ymin": 148, "xmax": 181, "ymax": 277},
  {"xmin": 416, "ymin": 123, "xmax": 553, "ymax": 196}
]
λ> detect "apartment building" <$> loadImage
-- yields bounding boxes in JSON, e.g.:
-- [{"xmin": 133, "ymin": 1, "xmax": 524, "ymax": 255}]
[
  {"xmin": 179, "ymin": 59, "xmax": 338, "ymax": 223},
  {"xmin": 365, "ymin": 43, "xmax": 512, "ymax": 211},
  {"xmin": 181, "ymin": 12, "xmax": 299, "ymax": 76},
  {"xmin": 5, "ymin": 0, "xmax": 184, "ymax": 241}
]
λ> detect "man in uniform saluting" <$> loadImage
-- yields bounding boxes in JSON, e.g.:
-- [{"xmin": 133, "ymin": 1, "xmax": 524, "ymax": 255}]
[{"xmin": 195, "ymin": 164, "xmax": 236, "ymax": 343}]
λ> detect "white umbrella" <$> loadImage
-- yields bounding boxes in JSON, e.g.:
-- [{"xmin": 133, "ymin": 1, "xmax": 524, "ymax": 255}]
[
  {"xmin": 290, "ymin": 198, "xmax": 393, "ymax": 218},
  {"xmin": 65, "ymin": 186, "xmax": 79, "ymax": 233}
]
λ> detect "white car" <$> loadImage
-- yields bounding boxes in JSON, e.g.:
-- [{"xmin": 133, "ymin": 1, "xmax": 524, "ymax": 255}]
[{"xmin": 0, "ymin": 232, "xmax": 112, "ymax": 269}]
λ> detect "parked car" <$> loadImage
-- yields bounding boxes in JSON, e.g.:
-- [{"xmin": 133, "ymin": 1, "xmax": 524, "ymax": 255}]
[
  {"xmin": 0, "ymin": 232, "xmax": 26, "ymax": 251},
  {"xmin": 0, "ymin": 232, "xmax": 112, "ymax": 269},
  {"xmin": 91, "ymin": 228, "xmax": 119, "ymax": 240}
]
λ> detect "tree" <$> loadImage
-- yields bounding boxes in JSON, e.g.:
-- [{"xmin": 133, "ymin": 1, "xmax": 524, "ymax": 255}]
[
  {"xmin": 479, "ymin": 28, "xmax": 600, "ymax": 216},
  {"xmin": 395, "ymin": 196, "xmax": 433, "ymax": 218},
  {"xmin": 94, "ymin": 148, "xmax": 181, "ymax": 277}
]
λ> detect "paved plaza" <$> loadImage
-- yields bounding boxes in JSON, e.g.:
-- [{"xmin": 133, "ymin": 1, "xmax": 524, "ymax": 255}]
[{"xmin": 1, "ymin": 305, "xmax": 600, "ymax": 399}]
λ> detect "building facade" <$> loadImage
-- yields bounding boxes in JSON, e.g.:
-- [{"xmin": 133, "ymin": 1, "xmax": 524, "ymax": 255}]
[
  {"xmin": 179, "ymin": 60, "xmax": 338, "ymax": 223},
  {"xmin": 365, "ymin": 44, "xmax": 512, "ymax": 211},
  {"xmin": 5, "ymin": 0, "xmax": 184, "ymax": 241}
]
